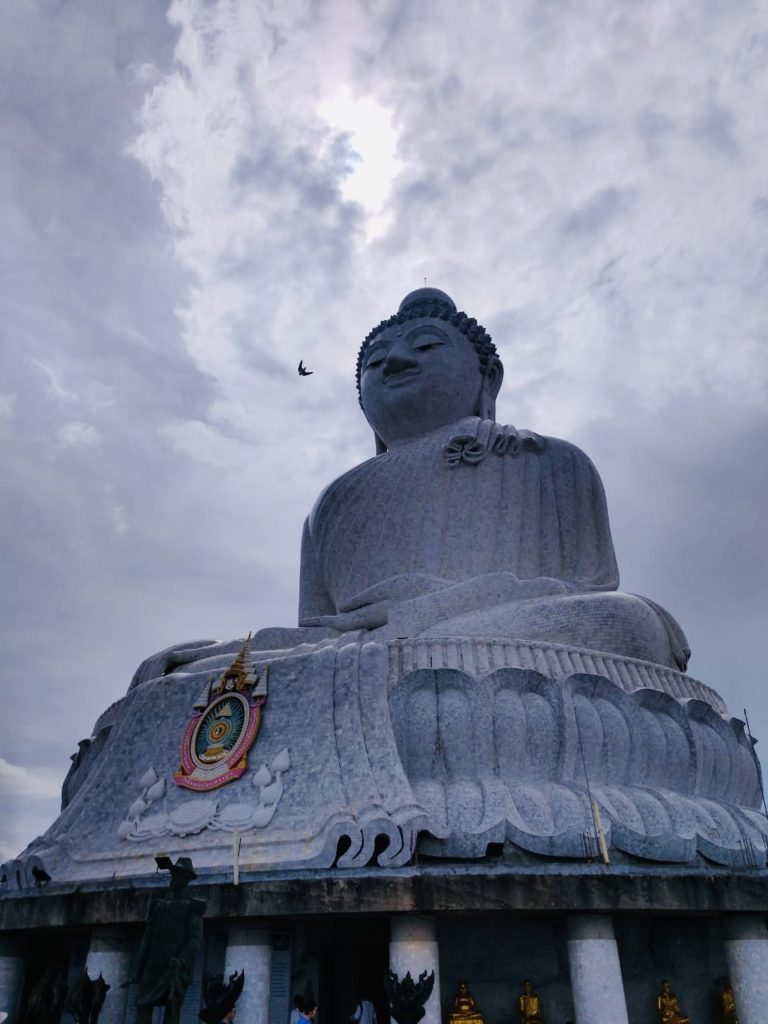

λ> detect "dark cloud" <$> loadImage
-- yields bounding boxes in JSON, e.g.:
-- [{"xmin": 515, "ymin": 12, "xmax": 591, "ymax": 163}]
[{"xmin": 560, "ymin": 188, "xmax": 634, "ymax": 237}]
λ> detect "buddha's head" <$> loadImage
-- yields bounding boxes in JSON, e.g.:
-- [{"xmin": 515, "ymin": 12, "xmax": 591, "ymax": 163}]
[{"xmin": 357, "ymin": 287, "xmax": 503, "ymax": 451}]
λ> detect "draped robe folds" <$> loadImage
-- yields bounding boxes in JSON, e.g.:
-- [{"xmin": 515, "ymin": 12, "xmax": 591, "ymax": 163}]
[{"xmin": 299, "ymin": 417, "xmax": 689, "ymax": 670}]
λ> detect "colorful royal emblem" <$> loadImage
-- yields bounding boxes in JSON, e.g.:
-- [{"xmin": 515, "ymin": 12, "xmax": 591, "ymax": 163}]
[{"xmin": 175, "ymin": 636, "xmax": 268, "ymax": 792}]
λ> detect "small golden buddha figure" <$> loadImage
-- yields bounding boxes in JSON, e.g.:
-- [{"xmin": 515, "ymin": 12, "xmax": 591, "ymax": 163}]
[
  {"xmin": 448, "ymin": 981, "xmax": 483, "ymax": 1024},
  {"xmin": 717, "ymin": 978, "xmax": 738, "ymax": 1024},
  {"xmin": 656, "ymin": 980, "xmax": 690, "ymax": 1024},
  {"xmin": 518, "ymin": 980, "xmax": 543, "ymax": 1024}
]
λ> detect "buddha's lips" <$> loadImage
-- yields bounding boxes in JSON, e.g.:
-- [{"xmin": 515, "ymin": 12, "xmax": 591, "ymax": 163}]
[{"xmin": 383, "ymin": 369, "xmax": 420, "ymax": 386}]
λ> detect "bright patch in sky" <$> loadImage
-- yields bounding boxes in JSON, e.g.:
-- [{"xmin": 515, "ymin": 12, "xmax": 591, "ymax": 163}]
[{"xmin": 318, "ymin": 86, "xmax": 404, "ymax": 239}]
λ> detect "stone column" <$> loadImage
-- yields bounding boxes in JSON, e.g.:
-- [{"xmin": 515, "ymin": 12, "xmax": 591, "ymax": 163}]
[
  {"xmin": 723, "ymin": 915, "xmax": 768, "ymax": 1024},
  {"xmin": 0, "ymin": 938, "xmax": 24, "ymax": 1022},
  {"xmin": 389, "ymin": 917, "xmax": 441, "ymax": 1024},
  {"xmin": 85, "ymin": 927, "xmax": 132, "ymax": 1024},
  {"xmin": 566, "ymin": 915, "xmax": 629, "ymax": 1024},
  {"xmin": 225, "ymin": 925, "xmax": 272, "ymax": 1024}
]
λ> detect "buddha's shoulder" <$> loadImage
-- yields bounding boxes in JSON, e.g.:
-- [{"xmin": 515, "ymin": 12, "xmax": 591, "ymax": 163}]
[
  {"xmin": 524, "ymin": 430, "xmax": 602, "ymax": 477},
  {"xmin": 464, "ymin": 420, "xmax": 599, "ymax": 469},
  {"xmin": 518, "ymin": 429, "xmax": 593, "ymax": 462},
  {"xmin": 307, "ymin": 454, "xmax": 381, "ymax": 525}
]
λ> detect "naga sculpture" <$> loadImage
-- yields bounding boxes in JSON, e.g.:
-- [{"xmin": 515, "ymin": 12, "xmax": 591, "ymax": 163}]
[{"xmin": 383, "ymin": 970, "xmax": 435, "ymax": 1024}]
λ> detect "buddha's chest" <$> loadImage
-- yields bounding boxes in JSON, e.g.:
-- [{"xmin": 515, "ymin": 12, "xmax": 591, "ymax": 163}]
[{"xmin": 311, "ymin": 445, "xmax": 534, "ymax": 601}]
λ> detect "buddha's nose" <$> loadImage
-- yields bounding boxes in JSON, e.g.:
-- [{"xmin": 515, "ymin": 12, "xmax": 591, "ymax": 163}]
[{"xmin": 382, "ymin": 347, "xmax": 417, "ymax": 376}]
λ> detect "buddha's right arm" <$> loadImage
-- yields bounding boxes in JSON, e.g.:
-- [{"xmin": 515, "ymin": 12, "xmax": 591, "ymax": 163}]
[
  {"xmin": 129, "ymin": 640, "xmax": 231, "ymax": 689},
  {"xmin": 298, "ymin": 517, "xmax": 336, "ymax": 622}
]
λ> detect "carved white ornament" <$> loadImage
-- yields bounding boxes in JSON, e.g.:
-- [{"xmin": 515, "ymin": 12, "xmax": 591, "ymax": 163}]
[{"xmin": 117, "ymin": 748, "xmax": 291, "ymax": 840}]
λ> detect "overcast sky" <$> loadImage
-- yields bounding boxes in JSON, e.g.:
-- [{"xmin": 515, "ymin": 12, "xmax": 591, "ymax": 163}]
[{"xmin": 2, "ymin": 0, "xmax": 767, "ymax": 861}]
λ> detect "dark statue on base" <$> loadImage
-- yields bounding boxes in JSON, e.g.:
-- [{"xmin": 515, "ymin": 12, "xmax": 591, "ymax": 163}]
[
  {"xmin": 131, "ymin": 856, "xmax": 205, "ymax": 1024},
  {"xmin": 22, "ymin": 967, "xmax": 67, "ymax": 1024},
  {"xmin": 199, "ymin": 971, "xmax": 245, "ymax": 1024},
  {"xmin": 63, "ymin": 971, "xmax": 110, "ymax": 1024},
  {"xmin": 384, "ymin": 970, "xmax": 435, "ymax": 1024}
]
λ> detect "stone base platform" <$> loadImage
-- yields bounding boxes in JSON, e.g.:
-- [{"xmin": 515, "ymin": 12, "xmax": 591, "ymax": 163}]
[
  {"xmin": 2, "ymin": 638, "xmax": 764, "ymax": 887},
  {"xmin": 386, "ymin": 636, "xmax": 725, "ymax": 711},
  {"xmin": 3, "ymin": 861, "xmax": 768, "ymax": 931}
]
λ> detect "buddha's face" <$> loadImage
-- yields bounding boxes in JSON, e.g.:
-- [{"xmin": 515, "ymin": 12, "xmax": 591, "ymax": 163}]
[{"xmin": 360, "ymin": 317, "xmax": 494, "ymax": 446}]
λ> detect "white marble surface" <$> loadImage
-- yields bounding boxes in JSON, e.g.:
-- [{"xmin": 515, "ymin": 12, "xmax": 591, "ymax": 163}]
[
  {"xmin": 0, "ymin": 949, "xmax": 24, "ymax": 1022},
  {"xmin": 226, "ymin": 926, "xmax": 272, "ymax": 1024},
  {"xmin": 566, "ymin": 916, "xmax": 629, "ymax": 1024},
  {"xmin": 85, "ymin": 928, "xmax": 132, "ymax": 1024},
  {"xmin": 724, "ymin": 915, "xmax": 768, "ymax": 1024},
  {"xmin": 389, "ymin": 917, "xmax": 441, "ymax": 1024}
]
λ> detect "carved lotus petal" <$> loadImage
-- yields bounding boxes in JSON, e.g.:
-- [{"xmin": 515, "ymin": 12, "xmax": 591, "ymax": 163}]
[
  {"xmin": 169, "ymin": 799, "xmax": 216, "ymax": 831},
  {"xmin": 128, "ymin": 797, "xmax": 148, "ymax": 818},
  {"xmin": 252, "ymin": 764, "xmax": 272, "ymax": 787},
  {"xmin": 140, "ymin": 767, "xmax": 159, "ymax": 788},
  {"xmin": 145, "ymin": 778, "xmax": 166, "ymax": 802},
  {"xmin": 217, "ymin": 803, "xmax": 255, "ymax": 828},
  {"xmin": 250, "ymin": 804, "xmax": 276, "ymax": 828},
  {"xmin": 134, "ymin": 813, "xmax": 169, "ymax": 838},
  {"xmin": 271, "ymin": 747, "xmax": 291, "ymax": 774},
  {"xmin": 116, "ymin": 819, "xmax": 134, "ymax": 839},
  {"xmin": 260, "ymin": 778, "xmax": 282, "ymax": 806}
]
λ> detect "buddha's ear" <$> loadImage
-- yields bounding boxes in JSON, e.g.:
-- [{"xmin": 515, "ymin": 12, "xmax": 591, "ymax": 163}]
[
  {"xmin": 477, "ymin": 357, "xmax": 503, "ymax": 420},
  {"xmin": 484, "ymin": 356, "xmax": 504, "ymax": 399},
  {"xmin": 374, "ymin": 432, "xmax": 387, "ymax": 454}
]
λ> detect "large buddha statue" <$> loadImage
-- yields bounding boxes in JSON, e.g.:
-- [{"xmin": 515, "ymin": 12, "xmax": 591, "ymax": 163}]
[
  {"xmin": 297, "ymin": 287, "xmax": 688, "ymax": 670},
  {"xmin": 137, "ymin": 286, "xmax": 688, "ymax": 685}
]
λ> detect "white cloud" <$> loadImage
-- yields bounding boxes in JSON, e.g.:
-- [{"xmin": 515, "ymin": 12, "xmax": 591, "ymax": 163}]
[
  {"xmin": 0, "ymin": 757, "xmax": 62, "ymax": 801},
  {"xmin": 31, "ymin": 358, "xmax": 78, "ymax": 401},
  {"xmin": 110, "ymin": 502, "xmax": 129, "ymax": 537},
  {"xmin": 0, "ymin": 393, "xmax": 15, "ymax": 431},
  {"xmin": 317, "ymin": 85, "xmax": 404, "ymax": 238},
  {"xmin": 160, "ymin": 417, "xmax": 251, "ymax": 468},
  {"xmin": 56, "ymin": 421, "xmax": 101, "ymax": 447}
]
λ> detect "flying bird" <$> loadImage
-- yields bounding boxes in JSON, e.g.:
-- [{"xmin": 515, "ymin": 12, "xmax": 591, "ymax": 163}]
[{"xmin": 298, "ymin": 360, "xmax": 313, "ymax": 377}]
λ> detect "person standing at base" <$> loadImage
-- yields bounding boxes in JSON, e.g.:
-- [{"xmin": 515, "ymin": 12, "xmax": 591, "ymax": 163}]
[
  {"xmin": 290, "ymin": 996, "xmax": 307, "ymax": 1024},
  {"xmin": 352, "ymin": 996, "xmax": 377, "ymax": 1024}
]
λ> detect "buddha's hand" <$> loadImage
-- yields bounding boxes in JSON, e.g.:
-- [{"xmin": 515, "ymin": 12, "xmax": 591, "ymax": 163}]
[
  {"xmin": 130, "ymin": 640, "xmax": 228, "ymax": 688},
  {"xmin": 500, "ymin": 575, "xmax": 572, "ymax": 599},
  {"xmin": 301, "ymin": 575, "xmax": 454, "ymax": 631},
  {"xmin": 301, "ymin": 601, "xmax": 390, "ymax": 632}
]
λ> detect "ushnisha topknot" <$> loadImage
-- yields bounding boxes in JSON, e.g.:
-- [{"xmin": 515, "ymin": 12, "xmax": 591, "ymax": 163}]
[{"xmin": 356, "ymin": 287, "xmax": 498, "ymax": 405}]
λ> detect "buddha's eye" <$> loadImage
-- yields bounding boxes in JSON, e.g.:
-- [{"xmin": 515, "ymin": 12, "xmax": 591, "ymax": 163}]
[
  {"xmin": 414, "ymin": 339, "xmax": 443, "ymax": 352},
  {"xmin": 365, "ymin": 354, "xmax": 385, "ymax": 370}
]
